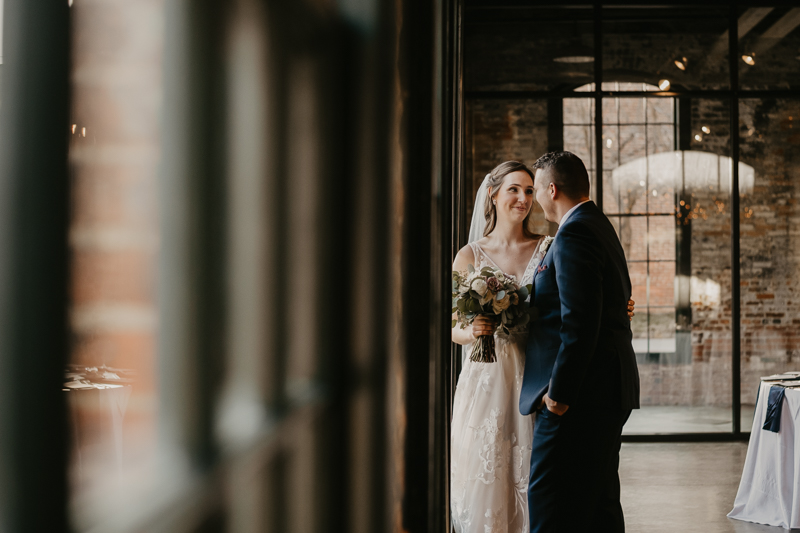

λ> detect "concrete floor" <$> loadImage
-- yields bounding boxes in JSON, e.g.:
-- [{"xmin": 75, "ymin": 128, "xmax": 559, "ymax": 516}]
[
  {"xmin": 624, "ymin": 406, "xmax": 757, "ymax": 435},
  {"xmin": 620, "ymin": 443, "xmax": 794, "ymax": 532}
]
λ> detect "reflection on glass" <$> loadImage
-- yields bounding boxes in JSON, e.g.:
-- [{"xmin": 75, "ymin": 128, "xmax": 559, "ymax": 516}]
[
  {"xmin": 464, "ymin": 7, "xmax": 593, "ymax": 92},
  {"xmin": 738, "ymin": 8, "xmax": 800, "ymax": 90},
  {"xmin": 602, "ymin": 7, "xmax": 729, "ymax": 91},
  {"xmin": 739, "ymin": 99, "xmax": 800, "ymax": 429},
  {"xmin": 593, "ymin": 95, "xmax": 737, "ymax": 433}
]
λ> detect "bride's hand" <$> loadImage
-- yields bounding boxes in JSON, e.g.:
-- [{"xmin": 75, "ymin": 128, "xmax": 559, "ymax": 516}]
[
  {"xmin": 471, "ymin": 315, "xmax": 497, "ymax": 338},
  {"xmin": 627, "ymin": 299, "xmax": 635, "ymax": 321}
]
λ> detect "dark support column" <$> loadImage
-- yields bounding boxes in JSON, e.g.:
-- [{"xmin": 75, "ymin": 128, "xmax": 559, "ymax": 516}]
[
  {"xmin": 0, "ymin": 0, "xmax": 71, "ymax": 530},
  {"xmin": 442, "ymin": 2, "xmax": 464, "ymax": 531},
  {"xmin": 675, "ymin": 98, "xmax": 693, "ymax": 365},
  {"xmin": 547, "ymin": 98, "xmax": 564, "ymax": 153},
  {"xmin": 729, "ymin": 3, "xmax": 742, "ymax": 436},
  {"xmin": 402, "ymin": 0, "xmax": 436, "ymax": 530},
  {"xmin": 593, "ymin": 4, "xmax": 603, "ymax": 211}
]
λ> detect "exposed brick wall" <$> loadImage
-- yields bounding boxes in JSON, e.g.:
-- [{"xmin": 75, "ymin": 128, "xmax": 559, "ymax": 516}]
[
  {"xmin": 68, "ymin": 0, "xmax": 163, "ymax": 508},
  {"xmin": 738, "ymin": 99, "xmax": 800, "ymax": 394},
  {"xmin": 465, "ymin": 99, "xmax": 551, "ymax": 236}
]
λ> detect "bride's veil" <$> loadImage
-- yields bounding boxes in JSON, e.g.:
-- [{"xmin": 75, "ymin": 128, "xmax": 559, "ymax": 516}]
[
  {"xmin": 468, "ymin": 174, "xmax": 490, "ymax": 243},
  {"xmin": 460, "ymin": 173, "xmax": 490, "ymax": 367}
]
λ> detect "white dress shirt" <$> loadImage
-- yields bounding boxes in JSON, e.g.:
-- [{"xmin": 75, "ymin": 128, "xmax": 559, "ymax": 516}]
[{"xmin": 556, "ymin": 200, "xmax": 591, "ymax": 233}]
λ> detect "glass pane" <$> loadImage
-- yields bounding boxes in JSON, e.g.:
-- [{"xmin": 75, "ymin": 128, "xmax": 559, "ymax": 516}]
[
  {"xmin": 647, "ymin": 124, "xmax": 674, "ymax": 158},
  {"xmin": 603, "ymin": 97, "xmax": 619, "ymax": 124},
  {"xmin": 563, "ymin": 125, "xmax": 593, "ymax": 167},
  {"xmin": 739, "ymin": 98, "xmax": 800, "ymax": 429},
  {"xmin": 620, "ymin": 216, "xmax": 647, "ymax": 262},
  {"xmin": 603, "ymin": 7, "xmax": 730, "ymax": 91},
  {"xmin": 619, "ymin": 98, "xmax": 645, "ymax": 125},
  {"xmin": 563, "ymin": 98, "xmax": 596, "ymax": 204},
  {"xmin": 738, "ymin": 7, "xmax": 800, "ymax": 90},
  {"xmin": 604, "ymin": 98, "xmax": 677, "ymax": 216},
  {"xmin": 563, "ymin": 98, "xmax": 594, "ymax": 125},
  {"xmin": 649, "ymin": 308, "xmax": 677, "ymax": 354},
  {"xmin": 619, "ymin": 125, "xmax": 646, "ymax": 166},
  {"xmin": 464, "ymin": 7, "xmax": 593, "ymax": 92},
  {"xmin": 603, "ymin": 124, "xmax": 620, "ymax": 169},
  {"xmin": 649, "ymin": 216, "xmax": 676, "ymax": 261},
  {"xmin": 628, "ymin": 262, "xmax": 648, "ymax": 327},
  {"xmin": 619, "ymin": 99, "xmax": 733, "ymax": 434},
  {"xmin": 647, "ymin": 98, "xmax": 674, "ymax": 124},
  {"xmin": 649, "ymin": 262, "xmax": 675, "ymax": 308}
]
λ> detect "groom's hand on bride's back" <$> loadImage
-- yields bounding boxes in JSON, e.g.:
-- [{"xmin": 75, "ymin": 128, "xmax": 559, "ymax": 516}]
[{"xmin": 541, "ymin": 393, "xmax": 569, "ymax": 416}]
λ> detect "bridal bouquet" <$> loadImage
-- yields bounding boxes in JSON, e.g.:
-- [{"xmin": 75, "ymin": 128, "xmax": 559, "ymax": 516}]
[{"xmin": 452, "ymin": 264, "xmax": 532, "ymax": 363}]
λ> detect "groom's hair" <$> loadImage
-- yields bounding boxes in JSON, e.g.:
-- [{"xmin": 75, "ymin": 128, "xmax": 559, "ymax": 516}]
[{"xmin": 532, "ymin": 151, "xmax": 590, "ymax": 200}]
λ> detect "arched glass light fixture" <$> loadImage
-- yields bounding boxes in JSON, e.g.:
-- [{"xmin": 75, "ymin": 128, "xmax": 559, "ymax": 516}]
[{"xmin": 552, "ymin": 45, "xmax": 595, "ymax": 64}]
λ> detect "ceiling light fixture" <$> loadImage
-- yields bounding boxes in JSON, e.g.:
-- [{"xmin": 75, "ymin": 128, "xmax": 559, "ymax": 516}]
[
  {"xmin": 553, "ymin": 46, "xmax": 595, "ymax": 64},
  {"xmin": 658, "ymin": 79, "xmax": 671, "ymax": 91},
  {"xmin": 702, "ymin": 126, "xmax": 711, "ymax": 134},
  {"xmin": 695, "ymin": 134, "xmax": 702, "ymax": 141},
  {"xmin": 742, "ymin": 54, "xmax": 756, "ymax": 66},
  {"xmin": 674, "ymin": 57, "xmax": 688, "ymax": 71},
  {"xmin": 553, "ymin": 55, "xmax": 594, "ymax": 64}
]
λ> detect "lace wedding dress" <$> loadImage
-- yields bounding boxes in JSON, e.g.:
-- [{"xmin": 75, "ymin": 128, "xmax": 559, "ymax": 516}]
[{"xmin": 451, "ymin": 239, "xmax": 544, "ymax": 533}]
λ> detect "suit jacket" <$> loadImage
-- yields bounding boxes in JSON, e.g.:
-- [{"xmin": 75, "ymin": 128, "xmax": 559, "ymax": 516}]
[{"xmin": 519, "ymin": 201, "xmax": 640, "ymax": 415}]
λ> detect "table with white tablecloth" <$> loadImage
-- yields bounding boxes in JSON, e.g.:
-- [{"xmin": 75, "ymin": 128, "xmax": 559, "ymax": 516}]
[{"xmin": 729, "ymin": 382, "xmax": 800, "ymax": 529}]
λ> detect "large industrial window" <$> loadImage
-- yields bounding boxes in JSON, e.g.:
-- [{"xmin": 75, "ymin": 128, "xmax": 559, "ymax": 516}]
[
  {"xmin": 463, "ymin": 4, "xmax": 800, "ymax": 439},
  {"xmin": 565, "ymin": 83, "xmax": 677, "ymax": 367}
]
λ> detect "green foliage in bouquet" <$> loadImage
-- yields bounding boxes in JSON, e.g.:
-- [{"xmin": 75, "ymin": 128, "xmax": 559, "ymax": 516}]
[{"xmin": 452, "ymin": 263, "xmax": 532, "ymax": 363}]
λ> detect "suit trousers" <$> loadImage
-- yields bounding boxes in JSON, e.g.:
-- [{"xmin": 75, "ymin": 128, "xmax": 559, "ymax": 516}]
[{"xmin": 528, "ymin": 403, "xmax": 631, "ymax": 533}]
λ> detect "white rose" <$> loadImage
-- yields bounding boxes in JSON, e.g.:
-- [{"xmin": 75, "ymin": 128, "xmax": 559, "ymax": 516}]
[
  {"xmin": 540, "ymin": 236, "xmax": 555, "ymax": 255},
  {"xmin": 492, "ymin": 293, "xmax": 511, "ymax": 314},
  {"xmin": 471, "ymin": 278, "xmax": 488, "ymax": 296}
]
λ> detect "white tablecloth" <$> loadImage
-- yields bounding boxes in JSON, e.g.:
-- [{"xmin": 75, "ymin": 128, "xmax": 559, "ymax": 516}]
[{"xmin": 729, "ymin": 382, "xmax": 800, "ymax": 529}]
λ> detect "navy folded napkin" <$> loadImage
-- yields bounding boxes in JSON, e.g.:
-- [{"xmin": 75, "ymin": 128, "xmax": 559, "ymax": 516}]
[{"xmin": 763, "ymin": 386, "xmax": 786, "ymax": 433}]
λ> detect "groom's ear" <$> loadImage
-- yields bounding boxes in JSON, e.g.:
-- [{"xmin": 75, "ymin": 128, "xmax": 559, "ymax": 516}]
[{"xmin": 549, "ymin": 182, "xmax": 558, "ymax": 200}]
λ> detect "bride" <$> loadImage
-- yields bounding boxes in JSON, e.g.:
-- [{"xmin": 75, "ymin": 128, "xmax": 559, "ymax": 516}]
[{"xmin": 450, "ymin": 160, "xmax": 634, "ymax": 533}]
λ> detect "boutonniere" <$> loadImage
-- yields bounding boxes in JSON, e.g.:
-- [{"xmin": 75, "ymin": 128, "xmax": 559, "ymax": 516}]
[{"xmin": 540, "ymin": 236, "xmax": 555, "ymax": 255}]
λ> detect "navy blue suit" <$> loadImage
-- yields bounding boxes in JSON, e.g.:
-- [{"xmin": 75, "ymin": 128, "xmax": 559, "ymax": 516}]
[{"xmin": 521, "ymin": 201, "xmax": 639, "ymax": 532}]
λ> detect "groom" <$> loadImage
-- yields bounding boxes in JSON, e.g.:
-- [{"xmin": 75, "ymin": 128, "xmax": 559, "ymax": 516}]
[{"xmin": 520, "ymin": 151, "xmax": 640, "ymax": 532}]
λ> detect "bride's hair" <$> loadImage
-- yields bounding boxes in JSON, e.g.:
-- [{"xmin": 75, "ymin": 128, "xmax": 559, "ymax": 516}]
[{"xmin": 483, "ymin": 160, "xmax": 538, "ymax": 238}]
